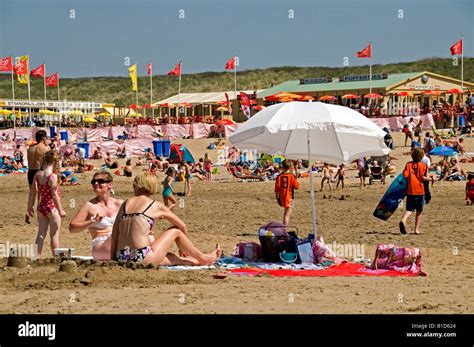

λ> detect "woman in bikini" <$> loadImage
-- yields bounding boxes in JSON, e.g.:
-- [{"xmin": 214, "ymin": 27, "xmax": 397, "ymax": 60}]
[
  {"xmin": 27, "ymin": 150, "xmax": 67, "ymax": 257},
  {"xmin": 69, "ymin": 171, "xmax": 123, "ymax": 260},
  {"xmin": 110, "ymin": 172, "xmax": 221, "ymax": 266}
]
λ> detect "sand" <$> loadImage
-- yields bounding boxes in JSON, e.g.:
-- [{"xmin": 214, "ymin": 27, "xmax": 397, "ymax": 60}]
[{"xmin": 0, "ymin": 132, "xmax": 473, "ymax": 314}]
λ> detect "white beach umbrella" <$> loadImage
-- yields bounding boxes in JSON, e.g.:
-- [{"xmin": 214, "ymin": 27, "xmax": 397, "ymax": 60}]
[{"xmin": 229, "ymin": 101, "xmax": 389, "ymax": 236}]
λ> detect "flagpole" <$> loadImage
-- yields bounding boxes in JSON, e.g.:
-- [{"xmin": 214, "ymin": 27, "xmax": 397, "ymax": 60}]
[
  {"xmin": 135, "ymin": 62, "xmax": 139, "ymax": 115},
  {"xmin": 461, "ymin": 35, "xmax": 464, "ymax": 92},
  {"xmin": 11, "ymin": 56, "xmax": 16, "ymax": 130},
  {"xmin": 57, "ymin": 74, "xmax": 61, "ymax": 131},
  {"xmin": 177, "ymin": 62, "xmax": 181, "ymax": 124},
  {"xmin": 43, "ymin": 63, "xmax": 47, "ymax": 102},
  {"xmin": 369, "ymin": 42, "xmax": 372, "ymax": 95},
  {"xmin": 27, "ymin": 53, "xmax": 32, "ymax": 126},
  {"xmin": 150, "ymin": 62, "xmax": 153, "ymax": 120},
  {"xmin": 234, "ymin": 57, "xmax": 237, "ymax": 119}
]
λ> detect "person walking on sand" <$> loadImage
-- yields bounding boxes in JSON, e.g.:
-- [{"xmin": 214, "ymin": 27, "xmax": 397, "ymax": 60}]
[
  {"xmin": 275, "ymin": 160, "xmax": 300, "ymax": 225},
  {"xmin": 162, "ymin": 167, "xmax": 177, "ymax": 209},
  {"xmin": 335, "ymin": 164, "xmax": 345, "ymax": 190},
  {"xmin": 319, "ymin": 162, "xmax": 333, "ymax": 192},
  {"xmin": 399, "ymin": 148, "xmax": 434, "ymax": 235},
  {"xmin": 27, "ymin": 150, "xmax": 67, "ymax": 257},
  {"xmin": 27, "ymin": 130, "xmax": 49, "ymax": 187}
]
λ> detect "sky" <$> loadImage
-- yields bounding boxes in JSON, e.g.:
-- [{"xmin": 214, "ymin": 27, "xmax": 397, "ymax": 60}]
[{"xmin": 0, "ymin": 0, "xmax": 472, "ymax": 77}]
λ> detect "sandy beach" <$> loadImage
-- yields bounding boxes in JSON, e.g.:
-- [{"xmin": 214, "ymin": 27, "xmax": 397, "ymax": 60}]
[{"xmin": 0, "ymin": 132, "xmax": 473, "ymax": 314}]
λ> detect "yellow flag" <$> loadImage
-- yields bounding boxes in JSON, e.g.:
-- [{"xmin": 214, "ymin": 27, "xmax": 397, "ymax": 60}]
[
  {"xmin": 128, "ymin": 64, "xmax": 138, "ymax": 91},
  {"xmin": 16, "ymin": 55, "xmax": 29, "ymax": 84}
]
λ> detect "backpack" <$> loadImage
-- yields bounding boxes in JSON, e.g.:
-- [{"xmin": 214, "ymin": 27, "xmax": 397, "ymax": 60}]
[{"xmin": 370, "ymin": 244, "xmax": 422, "ymax": 274}]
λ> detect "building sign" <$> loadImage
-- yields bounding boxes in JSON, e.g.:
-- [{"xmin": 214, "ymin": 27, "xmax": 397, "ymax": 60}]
[
  {"xmin": 299, "ymin": 77, "xmax": 332, "ymax": 85},
  {"xmin": 338, "ymin": 73, "xmax": 388, "ymax": 82},
  {"xmin": 407, "ymin": 84, "xmax": 440, "ymax": 90},
  {"xmin": 3, "ymin": 100, "xmax": 105, "ymax": 109}
]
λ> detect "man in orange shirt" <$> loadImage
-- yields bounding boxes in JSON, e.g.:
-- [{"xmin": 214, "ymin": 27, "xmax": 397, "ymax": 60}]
[
  {"xmin": 275, "ymin": 160, "xmax": 299, "ymax": 225},
  {"xmin": 400, "ymin": 148, "xmax": 433, "ymax": 235}
]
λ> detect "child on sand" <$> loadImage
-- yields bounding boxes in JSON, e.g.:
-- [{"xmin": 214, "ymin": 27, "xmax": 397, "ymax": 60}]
[
  {"xmin": 180, "ymin": 161, "xmax": 192, "ymax": 196},
  {"xmin": 162, "ymin": 167, "xmax": 177, "ymax": 209},
  {"xmin": 319, "ymin": 162, "xmax": 333, "ymax": 192},
  {"xmin": 27, "ymin": 150, "xmax": 67, "ymax": 257},
  {"xmin": 466, "ymin": 174, "xmax": 474, "ymax": 205},
  {"xmin": 336, "ymin": 164, "xmax": 345, "ymax": 190},
  {"xmin": 399, "ymin": 148, "xmax": 433, "ymax": 235},
  {"xmin": 275, "ymin": 160, "xmax": 300, "ymax": 225},
  {"xmin": 204, "ymin": 154, "xmax": 213, "ymax": 182}
]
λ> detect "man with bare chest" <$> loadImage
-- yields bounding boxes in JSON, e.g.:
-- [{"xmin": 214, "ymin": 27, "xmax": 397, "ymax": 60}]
[{"xmin": 27, "ymin": 130, "xmax": 50, "ymax": 186}]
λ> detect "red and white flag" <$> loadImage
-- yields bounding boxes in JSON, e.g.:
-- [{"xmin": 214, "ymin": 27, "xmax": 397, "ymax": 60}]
[
  {"xmin": 167, "ymin": 62, "xmax": 181, "ymax": 76},
  {"xmin": 240, "ymin": 92, "xmax": 251, "ymax": 119},
  {"xmin": 356, "ymin": 43, "xmax": 372, "ymax": 58},
  {"xmin": 225, "ymin": 56, "xmax": 236, "ymax": 70},
  {"xmin": 46, "ymin": 73, "xmax": 59, "ymax": 87},
  {"xmin": 13, "ymin": 58, "xmax": 27, "ymax": 75},
  {"xmin": 147, "ymin": 63, "xmax": 152, "ymax": 75},
  {"xmin": 30, "ymin": 64, "xmax": 45, "ymax": 78},
  {"xmin": 450, "ymin": 38, "xmax": 462, "ymax": 55},
  {"xmin": 0, "ymin": 56, "xmax": 13, "ymax": 72}
]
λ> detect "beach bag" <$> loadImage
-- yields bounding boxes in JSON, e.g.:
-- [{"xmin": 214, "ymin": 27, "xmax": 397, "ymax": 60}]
[
  {"xmin": 370, "ymin": 244, "xmax": 422, "ymax": 274},
  {"xmin": 232, "ymin": 242, "xmax": 262, "ymax": 261},
  {"xmin": 258, "ymin": 221, "xmax": 299, "ymax": 263},
  {"xmin": 403, "ymin": 124, "xmax": 409, "ymax": 134}
]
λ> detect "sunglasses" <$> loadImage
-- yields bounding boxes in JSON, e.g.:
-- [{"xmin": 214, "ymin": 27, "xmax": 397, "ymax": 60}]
[{"xmin": 91, "ymin": 178, "xmax": 111, "ymax": 185}]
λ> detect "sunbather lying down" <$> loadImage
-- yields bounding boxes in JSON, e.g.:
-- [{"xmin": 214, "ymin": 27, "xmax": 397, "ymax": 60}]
[{"xmin": 227, "ymin": 164, "xmax": 265, "ymax": 181}]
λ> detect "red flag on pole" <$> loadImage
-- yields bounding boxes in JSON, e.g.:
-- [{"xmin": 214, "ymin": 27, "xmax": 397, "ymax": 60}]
[
  {"xmin": 167, "ymin": 62, "xmax": 181, "ymax": 76},
  {"xmin": 225, "ymin": 56, "xmax": 236, "ymax": 70},
  {"xmin": 46, "ymin": 73, "xmax": 59, "ymax": 87},
  {"xmin": 356, "ymin": 43, "xmax": 372, "ymax": 58},
  {"xmin": 13, "ymin": 58, "xmax": 27, "ymax": 75},
  {"xmin": 30, "ymin": 64, "xmax": 45, "ymax": 78},
  {"xmin": 0, "ymin": 56, "xmax": 13, "ymax": 72},
  {"xmin": 450, "ymin": 39, "xmax": 462, "ymax": 55},
  {"xmin": 147, "ymin": 63, "xmax": 152, "ymax": 75}
]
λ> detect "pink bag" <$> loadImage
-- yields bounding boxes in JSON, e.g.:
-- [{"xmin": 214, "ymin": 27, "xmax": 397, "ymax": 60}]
[
  {"xmin": 312, "ymin": 238, "xmax": 343, "ymax": 264},
  {"xmin": 232, "ymin": 242, "xmax": 263, "ymax": 262},
  {"xmin": 370, "ymin": 244, "xmax": 422, "ymax": 274}
]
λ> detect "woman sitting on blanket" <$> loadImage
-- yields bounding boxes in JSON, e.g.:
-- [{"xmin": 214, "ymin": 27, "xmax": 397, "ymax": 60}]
[
  {"xmin": 110, "ymin": 172, "xmax": 222, "ymax": 265},
  {"xmin": 69, "ymin": 171, "xmax": 123, "ymax": 260}
]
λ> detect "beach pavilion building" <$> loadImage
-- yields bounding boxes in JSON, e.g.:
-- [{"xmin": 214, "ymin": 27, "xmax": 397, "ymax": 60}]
[
  {"xmin": 257, "ymin": 71, "xmax": 474, "ymax": 117},
  {"xmin": 154, "ymin": 89, "xmax": 263, "ymax": 123}
]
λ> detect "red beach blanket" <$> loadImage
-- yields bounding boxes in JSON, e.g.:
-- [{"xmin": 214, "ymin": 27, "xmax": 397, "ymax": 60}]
[{"xmin": 229, "ymin": 262, "xmax": 426, "ymax": 277}]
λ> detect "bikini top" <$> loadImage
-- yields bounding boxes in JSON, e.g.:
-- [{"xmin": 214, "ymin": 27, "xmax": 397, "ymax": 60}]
[
  {"xmin": 91, "ymin": 216, "xmax": 116, "ymax": 229},
  {"xmin": 120, "ymin": 200, "xmax": 155, "ymax": 229}
]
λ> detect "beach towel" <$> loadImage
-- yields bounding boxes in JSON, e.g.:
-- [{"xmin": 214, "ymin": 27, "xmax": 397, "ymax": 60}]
[{"xmin": 229, "ymin": 262, "xmax": 426, "ymax": 277}]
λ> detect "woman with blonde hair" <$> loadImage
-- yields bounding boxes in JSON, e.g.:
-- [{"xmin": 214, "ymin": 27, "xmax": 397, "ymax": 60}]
[{"xmin": 111, "ymin": 172, "xmax": 221, "ymax": 265}]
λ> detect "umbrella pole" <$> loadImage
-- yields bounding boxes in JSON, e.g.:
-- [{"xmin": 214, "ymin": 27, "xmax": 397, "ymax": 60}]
[{"xmin": 307, "ymin": 130, "xmax": 317, "ymax": 237}]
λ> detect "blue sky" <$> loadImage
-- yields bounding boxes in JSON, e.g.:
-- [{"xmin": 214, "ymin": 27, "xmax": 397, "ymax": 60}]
[{"xmin": 0, "ymin": 0, "xmax": 472, "ymax": 77}]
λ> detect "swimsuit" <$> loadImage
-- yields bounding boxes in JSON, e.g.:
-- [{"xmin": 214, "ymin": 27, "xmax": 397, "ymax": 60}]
[
  {"xmin": 120, "ymin": 200, "xmax": 155, "ymax": 229},
  {"xmin": 116, "ymin": 246, "xmax": 151, "ymax": 262},
  {"xmin": 116, "ymin": 200, "xmax": 155, "ymax": 262},
  {"xmin": 162, "ymin": 180, "xmax": 174, "ymax": 198},
  {"xmin": 37, "ymin": 173, "xmax": 60, "ymax": 217}
]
